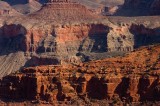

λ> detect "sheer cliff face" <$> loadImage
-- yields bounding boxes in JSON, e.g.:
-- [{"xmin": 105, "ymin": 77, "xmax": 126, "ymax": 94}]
[
  {"xmin": 0, "ymin": 1, "xmax": 160, "ymax": 78},
  {"xmin": 54, "ymin": 24, "xmax": 108, "ymax": 54},
  {"xmin": 1, "ymin": 1, "xmax": 160, "ymax": 105},
  {"xmin": 0, "ymin": 22, "xmax": 135, "ymax": 55},
  {"xmin": 0, "ymin": 22, "xmax": 134, "ymax": 63},
  {"xmin": 1, "ymin": 72, "xmax": 160, "ymax": 103},
  {"xmin": 0, "ymin": 19, "xmax": 160, "ymax": 78},
  {"xmin": 23, "ymin": 24, "xmax": 108, "ymax": 57}
]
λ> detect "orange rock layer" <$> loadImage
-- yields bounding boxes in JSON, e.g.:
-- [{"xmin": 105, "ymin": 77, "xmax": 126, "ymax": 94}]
[{"xmin": 0, "ymin": 44, "xmax": 159, "ymax": 103}]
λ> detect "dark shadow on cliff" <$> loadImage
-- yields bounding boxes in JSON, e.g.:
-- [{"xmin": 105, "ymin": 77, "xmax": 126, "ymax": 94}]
[
  {"xmin": 86, "ymin": 76, "xmax": 106, "ymax": 99},
  {"xmin": 110, "ymin": 0, "xmax": 154, "ymax": 17},
  {"xmin": 0, "ymin": 24, "xmax": 27, "ymax": 56},
  {"xmin": 78, "ymin": 24, "xmax": 109, "ymax": 53},
  {"xmin": 0, "ymin": 75, "xmax": 37, "ymax": 103},
  {"xmin": 138, "ymin": 77, "xmax": 160, "ymax": 101},
  {"xmin": 130, "ymin": 24, "xmax": 160, "ymax": 48},
  {"xmin": 24, "ymin": 56, "xmax": 60, "ymax": 67},
  {"xmin": 4, "ymin": 0, "xmax": 29, "ymax": 5},
  {"xmin": 114, "ymin": 77, "xmax": 130, "ymax": 100}
]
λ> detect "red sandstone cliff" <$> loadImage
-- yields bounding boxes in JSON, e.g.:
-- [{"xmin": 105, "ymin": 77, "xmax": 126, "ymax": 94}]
[
  {"xmin": 0, "ymin": 44, "xmax": 159, "ymax": 105},
  {"xmin": 0, "ymin": 0, "xmax": 160, "ymax": 105}
]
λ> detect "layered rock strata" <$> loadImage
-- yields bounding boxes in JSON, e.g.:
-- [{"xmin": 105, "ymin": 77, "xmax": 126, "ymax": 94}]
[
  {"xmin": 0, "ymin": 44, "xmax": 160, "ymax": 104},
  {"xmin": 0, "ymin": 1, "xmax": 160, "ymax": 78},
  {"xmin": 0, "ymin": 65, "xmax": 159, "ymax": 103},
  {"xmin": 29, "ymin": 0, "xmax": 99, "ymax": 22},
  {"xmin": 0, "ymin": 17, "xmax": 160, "ymax": 77}
]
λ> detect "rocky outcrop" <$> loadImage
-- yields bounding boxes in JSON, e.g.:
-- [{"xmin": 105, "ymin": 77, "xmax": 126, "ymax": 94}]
[
  {"xmin": 0, "ymin": 0, "xmax": 160, "ymax": 78},
  {"xmin": 0, "ymin": 1, "xmax": 160, "ymax": 105},
  {"xmin": 12, "ymin": 0, "xmax": 42, "ymax": 14},
  {"xmin": 0, "ymin": 66, "xmax": 159, "ymax": 104},
  {"xmin": 0, "ymin": 44, "xmax": 159, "ymax": 104},
  {"xmin": 0, "ymin": 1, "xmax": 21, "ymax": 16},
  {"xmin": 130, "ymin": 24, "xmax": 160, "ymax": 48},
  {"xmin": 29, "ymin": 0, "xmax": 100, "ymax": 23},
  {"xmin": 23, "ymin": 23, "xmax": 110, "ymax": 65},
  {"xmin": 0, "ymin": 16, "xmax": 160, "ymax": 77},
  {"xmin": 107, "ymin": 24, "xmax": 134, "ymax": 52}
]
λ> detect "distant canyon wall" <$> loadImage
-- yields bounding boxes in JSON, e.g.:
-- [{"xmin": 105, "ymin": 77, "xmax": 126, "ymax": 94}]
[
  {"xmin": 103, "ymin": 0, "xmax": 160, "ymax": 16},
  {"xmin": 0, "ymin": 22, "xmax": 160, "ymax": 59},
  {"xmin": 0, "ymin": 21, "xmax": 160, "ymax": 77}
]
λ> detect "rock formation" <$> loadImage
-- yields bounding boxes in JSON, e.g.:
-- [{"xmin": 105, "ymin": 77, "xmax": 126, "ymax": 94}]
[
  {"xmin": 3, "ymin": 0, "xmax": 160, "ymax": 16},
  {"xmin": 0, "ymin": 44, "xmax": 159, "ymax": 104},
  {"xmin": 0, "ymin": 12, "xmax": 160, "ymax": 77},
  {"xmin": 107, "ymin": 24, "xmax": 134, "ymax": 52},
  {"xmin": 29, "ymin": 0, "xmax": 100, "ymax": 22},
  {"xmin": 12, "ymin": 0, "xmax": 42, "ymax": 14},
  {"xmin": 0, "ymin": 0, "xmax": 160, "ymax": 105},
  {"xmin": 0, "ymin": 1, "xmax": 21, "ymax": 16},
  {"xmin": 101, "ymin": 0, "xmax": 160, "ymax": 16},
  {"xmin": 0, "ymin": 68, "xmax": 159, "ymax": 104}
]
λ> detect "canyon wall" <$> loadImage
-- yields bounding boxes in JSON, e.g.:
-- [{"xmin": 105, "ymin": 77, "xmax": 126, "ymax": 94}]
[
  {"xmin": 104, "ymin": 0, "xmax": 160, "ymax": 16},
  {"xmin": 0, "ymin": 44, "xmax": 159, "ymax": 104},
  {"xmin": 0, "ymin": 18, "xmax": 160, "ymax": 77},
  {"xmin": 0, "ymin": 1, "xmax": 21, "ymax": 16},
  {"xmin": 0, "ymin": 66, "xmax": 159, "ymax": 103},
  {"xmin": 0, "ymin": 1, "xmax": 160, "ymax": 78}
]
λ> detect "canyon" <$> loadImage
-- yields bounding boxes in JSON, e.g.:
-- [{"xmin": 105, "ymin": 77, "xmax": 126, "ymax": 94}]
[
  {"xmin": 0, "ymin": 0, "xmax": 159, "ymax": 105},
  {"xmin": 0, "ymin": 44, "xmax": 160, "ymax": 105},
  {"xmin": 0, "ymin": 15, "xmax": 160, "ymax": 78},
  {"xmin": 2, "ymin": 0, "xmax": 160, "ymax": 16}
]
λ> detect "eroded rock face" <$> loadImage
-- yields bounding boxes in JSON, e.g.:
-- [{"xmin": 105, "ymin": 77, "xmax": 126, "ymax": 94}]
[
  {"xmin": 29, "ymin": 0, "xmax": 99, "ymax": 22},
  {"xmin": 0, "ymin": 24, "xmax": 27, "ymax": 78},
  {"xmin": 23, "ymin": 24, "xmax": 109, "ymax": 65},
  {"xmin": 0, "ymin": 19, "xmax": 160, "ymax": 77},
  {"xmin": 0, "ymin": 24, "xmax": 27, "ymax": 52},
  {"xmin": 0, "ymin": 44, "xmax": 159, "ymax": 104},
  {"xmin": 0, "ymin": 67, "xmax": 159, "ymax": 103},
  {"xmin": 107, "ymin": 24, "xmax": 134, "ymax": 52},
  {"xmin": 0, "ymin": 1, "xmax": 160, "ymax": 78},
  {"xmin": 130, "ymin": 24, "xmax": 160, "ymax": 48},
  {"xmin": 0, "ymin": 1, "xmax": 21, "ymax": 16}
]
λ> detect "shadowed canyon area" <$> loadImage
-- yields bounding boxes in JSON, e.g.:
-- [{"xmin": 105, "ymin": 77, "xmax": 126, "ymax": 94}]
[{"xmin": 0, "ymin": 0, "xmax": 159, "ymax": 105}]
